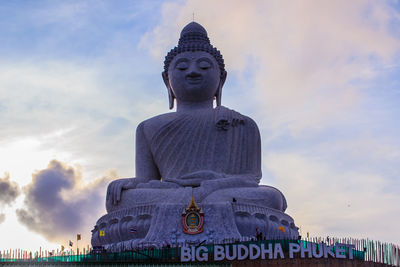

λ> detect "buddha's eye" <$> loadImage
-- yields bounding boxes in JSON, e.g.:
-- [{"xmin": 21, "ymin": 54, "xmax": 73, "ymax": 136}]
[
  {"xmin": 198, "ymin": 60, "xmax": 211, "ymax": 70},
  {"xmin": 176, "ymin": 62, "xmax": 188, "ymax": 70}
]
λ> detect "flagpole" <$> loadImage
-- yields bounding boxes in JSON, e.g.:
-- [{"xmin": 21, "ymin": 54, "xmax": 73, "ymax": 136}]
[{"xmin": 76, "ymin": 234, "xmax": 81, "ymax": 256}]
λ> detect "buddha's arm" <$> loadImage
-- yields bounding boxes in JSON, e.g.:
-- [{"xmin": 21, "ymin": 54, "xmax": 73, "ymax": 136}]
[
  {"xmin": 106, "ymin": 122, "xmax": 161, "ymax": 207},
  {"xmin": 135, "ymin": 121, "xmax": 161, "ymax": 181}
]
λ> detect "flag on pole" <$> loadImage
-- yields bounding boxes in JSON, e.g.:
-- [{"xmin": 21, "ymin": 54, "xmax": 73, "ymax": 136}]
[
  {"xmin": 99, "ymin": 230, "xmax": 105, "ymax": 237},
  {"xmin": 278, "ymin": 226, "xmax": 285, "ymax": 233},
  {"xmin": 77, "ymin": 234, "xmax": 81, "ymax": 240},
  {"xmin": 69, "ymin": 240, "xmax": 73, "ymax": 247},
  {"xmin": 130, "ymin": 226, "xmax": 137, "ymax": 234}
]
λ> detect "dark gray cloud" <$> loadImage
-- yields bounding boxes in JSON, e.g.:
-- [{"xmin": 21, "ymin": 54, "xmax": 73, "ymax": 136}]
[
  {"xmin": 0, "ymin": 173, "xmax": 20, "ymax": 205},
  {"xmin": 0, "ymin": 173, "xmax": 20, "ymax": 223},
  {"xmin": 16, "ymin": 160, "xmax": 114, "ymax": 243}
]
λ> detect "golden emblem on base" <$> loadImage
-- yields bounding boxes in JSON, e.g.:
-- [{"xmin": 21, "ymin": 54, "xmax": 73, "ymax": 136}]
[{"xmin": 182, "ymin": 196, "xmax": 204, "ymax": 235}]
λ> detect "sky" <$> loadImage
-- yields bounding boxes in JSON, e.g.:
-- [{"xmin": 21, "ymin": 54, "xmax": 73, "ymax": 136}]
[{"xmin": 0, "ymin": 0, "xmax": 399, "ymax": 253}]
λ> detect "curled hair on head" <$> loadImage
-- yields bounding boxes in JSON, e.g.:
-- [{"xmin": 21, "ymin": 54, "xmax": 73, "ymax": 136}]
[
  {"xmin": 163, "ymin": 44, "xmax": 226, "ymax": 80},
  {"xmin": 163, "ymin": 22, "xmax": 226, "ymax": 80}
]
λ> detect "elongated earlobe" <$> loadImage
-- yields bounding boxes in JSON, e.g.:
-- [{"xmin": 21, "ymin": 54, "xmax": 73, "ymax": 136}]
[
  {"xmin": 162, "ymin": 72, "xmax": 175, "ymax": 110},
  {"xmin": 216, "ymin": 71, "xmax": 227, "ymax": 107},
  {"xmin": 168, "ymin": 89, "xmax": 175, "ymax": 110}
]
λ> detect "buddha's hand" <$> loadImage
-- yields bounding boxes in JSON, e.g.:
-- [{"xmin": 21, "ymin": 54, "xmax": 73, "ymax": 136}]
[
  {"xmin": 164, "ymin": 170, "xmax": 226, "ymax": 187},
  {"xmin": 106, "ymin": 178, "xmax": 138, "ymax": 205},
  {"xmin": 179, "ymin": 170, "xmax": 226, "ymax": 180}
]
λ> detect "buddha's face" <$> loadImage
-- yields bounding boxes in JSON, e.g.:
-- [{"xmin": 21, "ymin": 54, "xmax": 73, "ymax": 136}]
[{"xmin": 168, "ymin": 51, "xmax": 221, "ymax": 103}]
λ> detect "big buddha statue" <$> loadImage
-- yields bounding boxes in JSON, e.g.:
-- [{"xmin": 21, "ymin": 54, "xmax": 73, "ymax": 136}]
[{"xmin": 91, "ymin": 22, "xmax": 298, "ymax": 251}]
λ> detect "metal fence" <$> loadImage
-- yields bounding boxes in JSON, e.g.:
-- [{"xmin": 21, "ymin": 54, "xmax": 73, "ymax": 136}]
[
  {"xmin": 302, "ymin": 236, "xmax": 400, "ymax": 266},
  {"xmin": 0, "ymin": 237, "xmax": 399, "ymax": 266}
]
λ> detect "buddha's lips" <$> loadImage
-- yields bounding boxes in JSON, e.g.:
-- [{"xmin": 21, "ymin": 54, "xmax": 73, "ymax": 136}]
[{"xmin": 186, "ymin": 76, "xmax": 203, "ymax": 84}]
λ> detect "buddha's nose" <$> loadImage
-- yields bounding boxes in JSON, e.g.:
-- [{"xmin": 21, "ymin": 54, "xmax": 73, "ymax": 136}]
[
  {"xmin": 186, "ymin": 63, "xmax": 201, "ymax": 76},
  {"xmin": 186, "ymin": 71, "xmax": 201, "ymax": 78}
]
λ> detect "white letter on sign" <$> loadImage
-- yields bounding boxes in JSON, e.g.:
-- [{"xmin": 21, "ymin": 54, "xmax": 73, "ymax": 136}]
[
  {"xmin": 289, "ymin": 243, "xmax": 300, "ymax": 258},
  {"xmin": 249, "ymin": 244, "xmax": 260, "ymax": 260},
  {"xmin": 301, "ymin": 243, "xmax": 312, "ymax": 258},
  {"xmin": 335, "ymin": 244, "xmax": 346, "ymax": 259},
  {"xmin": 348, "ymin": 245, "xmax": 355, "ymax": 260},
  {"xmin": 312, "ymin": 243, "xmax": 323, "ymax": 258},
  {"xmin": 274, "ymin": 243, "xmax": 284, "ymax": 259},
  {"xmin": 225, "ymin": 245, "xmax": 237, "ymax": 260},
  {"xmin": 181, "ymin": 246, "xmax": 192, "ymax": 262},
  {"xmin": 196, "ymin": 246, "xmax": 208, "ymax": 261},
  {"xmin": 324, "ymin": 244, "xmax": 335, "ymax": 258},
  {"xmin": 237, "ymin": 244, "xmax": 249, "ymax": 260},
  {"xmin": 261, "ymin": 243, "xmax": 273, "ymax": 259},
  {"xmin": 214, "ymin": 245, "xmax": 225, "ymax": 261}
]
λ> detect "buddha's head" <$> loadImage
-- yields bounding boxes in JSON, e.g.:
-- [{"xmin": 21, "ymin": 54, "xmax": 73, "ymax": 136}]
[{"xmin": 162, "ymin": 22, "xmax": 227, "ymax": 109}]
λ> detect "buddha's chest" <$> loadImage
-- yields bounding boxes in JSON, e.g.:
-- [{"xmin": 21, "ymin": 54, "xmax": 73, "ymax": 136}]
[{"xmin": 150, "ymin": 114, "xmax": 256, "ymax": 177}]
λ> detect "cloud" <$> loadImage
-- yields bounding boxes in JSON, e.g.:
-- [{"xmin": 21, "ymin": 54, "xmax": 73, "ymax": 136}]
[
  {"xmin": 0, "ymin": 59, "xmax": 150, "ymax": 181},
  {"xmin": 139, "ymin": 0, "xmax": 400, "ymax": 245},
  {"xmin": 0, "ymin": 0, "xmax": 398, "ymax": 248},
  {"xmin": 16, "ymin": 160, "xmax": 115, "ymax": 244},
  {"xmin": 265, "ymin": 152, "xmax": 400, "ymax": 243},
  {"xmin": 0, "ymin": 172, "xmax": 20, "ymax": 206},
  {"xmin": 0, "ymin": 1, "xmax": 172, "ymax": 182},
  {"xmin": 140, "ymin": 0, "xmax": 400, "ymax": 137},
  {"xmin": 0, "ymin": 173, "xmax": 20, "ymax": 224}
]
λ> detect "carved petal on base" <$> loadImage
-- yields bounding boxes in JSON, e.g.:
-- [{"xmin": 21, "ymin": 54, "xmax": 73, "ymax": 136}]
[
  {"xmin": 232, "ymin": 203, "xmax": 298, "ymax": 240},
  {"xmin": 91, "ymin": 205, "xmax": 155, "ymax": 247},
  {"xmin": 92, "ymin": 202, "xmax": 298, "ymax": 252}
]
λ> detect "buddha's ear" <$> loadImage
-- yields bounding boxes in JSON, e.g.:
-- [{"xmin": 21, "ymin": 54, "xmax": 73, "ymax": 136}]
[
  {"xmin": 162, "ymin": 71, "xmax": 175, "ymax": 110},
  {"xmin": 216, "ymin": 71, "xmax": 227, "ymax": 107}
]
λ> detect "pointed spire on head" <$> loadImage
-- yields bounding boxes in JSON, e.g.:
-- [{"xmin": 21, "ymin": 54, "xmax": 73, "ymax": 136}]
[
  {"xmin": 178, "ymin": 22, "xmax": 210, "ymax": 50},
  {"xmin": 179, "ymin": 22, "xmax": 209, "ymax": 44}
]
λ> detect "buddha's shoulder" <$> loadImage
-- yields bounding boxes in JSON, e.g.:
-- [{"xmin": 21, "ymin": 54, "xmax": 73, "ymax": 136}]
[
  {"xmin": 136, "ymin": 112, "xmax": 179, "ymax": 137},
  {"xmin": 215, "ymin": 106, "xmax": 259, "ymax": 129},
  {"xmin": 136, "ymin": 108, "xmax": 259, "ymax": 137}
]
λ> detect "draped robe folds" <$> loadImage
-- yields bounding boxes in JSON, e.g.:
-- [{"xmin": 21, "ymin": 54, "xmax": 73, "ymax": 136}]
[
  {"xmin": 105, "ymin": 106, "xmax": 289, "ymax": 213},
  {"xmin": 142, "ymin": 106, "xmax": 262, "ymax": 187}
]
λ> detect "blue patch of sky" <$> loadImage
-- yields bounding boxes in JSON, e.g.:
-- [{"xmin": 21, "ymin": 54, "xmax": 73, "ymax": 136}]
[
  {"xmin": 100, "ymin": 116, "xmax": 132, "ymax": 137},
  {"xmin": 262, "ymin": 43, "xmax": 400, "ymax": 179},
  {"xmin": 0, "ymin": 0, "xmax": 174, "ymax": 121},
  {"xmin": 386, "ymin": 0, "xmax": 400, "ymax": 35},
  {"xmin": 359, "ymin": 1, "xmax": 400, "ymax": 33},
  {"xmin": 0, "ymin": 0, "xmax": 165, "ymax": 61},
  {"xmin": 95, "ymin": 42, "xmax": 165, "ymax": 97},
  {"xmin": 358, "ymin": 63, "xmax": 400, "ymax": 133},
  {"xmin": 263, "ymin": 132, "xmax": 399, "ymax": 189},
  {"xmin": 262, "ymin": 68, "xmax": 400, "ymax": 181},
  {"xmin": 223, "ymin": 54, "xmax": 259, "ymax": 114}
]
